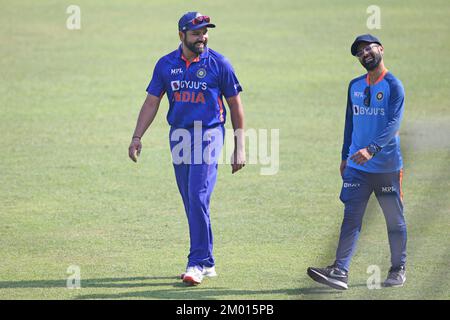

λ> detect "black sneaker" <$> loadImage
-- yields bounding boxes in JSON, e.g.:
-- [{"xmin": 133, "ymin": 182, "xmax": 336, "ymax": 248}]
[
  {"xmin": 383, "ymin": 265, "xmax": 406, "ymax": 287},
  {"xmin": 307, "ymin": 264, "xmax": 348, "ymax": 290}
]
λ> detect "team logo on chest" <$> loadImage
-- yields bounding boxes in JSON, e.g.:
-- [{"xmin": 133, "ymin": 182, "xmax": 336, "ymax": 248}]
[
  {"xmin": 376, "ymin": 92, "xmax": 384, "ymax": 100},
  {"xmin": 196, "ymin": 68, "xmax": 207, "ymax": 79}
]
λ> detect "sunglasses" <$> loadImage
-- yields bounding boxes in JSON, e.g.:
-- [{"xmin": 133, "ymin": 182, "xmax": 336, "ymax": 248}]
[
  {"xmin": 356, "ymin": 43, "xmax": 379, "ymax": 58},
  {"xmin": 364, "ymin": 86, "xmax": 371, "ymax": 107},
  {"xmin": 191, "ymin": 15, "xmax": 210, "ymax": 25}
]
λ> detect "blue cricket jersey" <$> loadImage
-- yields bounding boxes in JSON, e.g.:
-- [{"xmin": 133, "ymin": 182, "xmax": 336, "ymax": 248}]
[
  {"xmin": 342, "ymin": 70, "xmax": 405, "ymax": 173},
  {"xmin": 146, "ymin": 45, "xmax": 242, "ymax": 128}
]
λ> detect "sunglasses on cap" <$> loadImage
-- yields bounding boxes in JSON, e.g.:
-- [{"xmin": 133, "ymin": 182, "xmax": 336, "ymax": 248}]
[{"xmin": 191, "ymin": 15, "xmax": 210, "ymax": 25}]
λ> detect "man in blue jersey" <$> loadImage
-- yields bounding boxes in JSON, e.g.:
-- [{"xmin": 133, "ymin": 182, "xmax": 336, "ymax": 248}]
[
  {"xmin": 307, "ymin": 34, "xmax": 407, "ymax": 290},
  {"xmin": 128, "ymin": 12, "xmax": 246, "ymax": 286}
]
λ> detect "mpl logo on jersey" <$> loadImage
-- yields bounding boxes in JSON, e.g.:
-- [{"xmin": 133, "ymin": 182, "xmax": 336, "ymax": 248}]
[
  {"xmin": 171, "ymin": 68, "xmax": 183, "ymax": 75},
  {"xmin": 381, "ymin": 186, "xmax": 397, "ymax": 193},
  {"xmin": 353, "ymin": 104, "xmax": 385, "ymax": 116}
]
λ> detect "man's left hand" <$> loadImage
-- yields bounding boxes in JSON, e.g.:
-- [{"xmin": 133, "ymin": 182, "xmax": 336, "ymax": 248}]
[
  {"xmin": 350, "ymin": 148, "xmax": 373, "ymax": 165},
  {"xmin": 231, "ymin": 149, "xmax": 246, "ymax": 174}
]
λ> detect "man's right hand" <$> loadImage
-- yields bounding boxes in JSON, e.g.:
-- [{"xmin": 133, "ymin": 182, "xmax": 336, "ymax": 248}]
[
  {"xmin": 128, "ymin": 137, "xmax": 142, "ymax": 163},
  {"xmin": 340, "ymin": 160, "xmax": 347, "ymax": 177}
]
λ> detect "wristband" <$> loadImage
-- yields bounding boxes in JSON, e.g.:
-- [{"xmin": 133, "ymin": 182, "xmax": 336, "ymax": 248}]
[
  {"xmin": 132, "ymin": 136, "xmax": 141, "ymax": 140},
  {"xmin": 367, "ymin": 143, "xmax": 381, "ymax": 156}
]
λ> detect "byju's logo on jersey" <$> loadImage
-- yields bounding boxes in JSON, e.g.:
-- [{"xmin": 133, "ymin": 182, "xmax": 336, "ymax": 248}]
[
  {"xmin": 171, "ymin": 80, "xmax": 208, "ymax": 91},
  {"xmin": 353, "ymin": 105, "xmax": 385, "ymax": 116},
  {"xmin": 171, "ymin": 68, "xmax": 183, "ymax": 75},
  {"xmin": 343, "ymin": 182, "xmax": 360, "ymax": 188},
  {"xmin": 171, "ymin": 80, "xmax": 180, "ymax": 91},
  {"xmin": 171, "ymin": 81, "xmax": 208, "ymax": 104}
]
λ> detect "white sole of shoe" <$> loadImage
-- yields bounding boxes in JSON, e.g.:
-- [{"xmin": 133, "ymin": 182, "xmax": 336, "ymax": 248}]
[{"xmin": 308, "ymin": 268, "xmax": 348, "ymax": 290}]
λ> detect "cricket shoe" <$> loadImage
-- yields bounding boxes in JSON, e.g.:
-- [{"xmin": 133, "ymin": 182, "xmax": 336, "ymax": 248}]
[
  {"xmin": 180, "ymin": 266, "xmax": 217, "ymax": 280},
  {"xmin": 383, "ymin": 265, "xmax": 406, "ymax": 287},
  {"xmin": 307, "ymin": 264, "xmax": 349, "ymax": 290},
  {"xmin": 182, "ymin": 266, "xmax": 204, "ymax": 286},
  {"xmin": 202, "ymin": 266, "xmax": 217, "ymax": 278}
]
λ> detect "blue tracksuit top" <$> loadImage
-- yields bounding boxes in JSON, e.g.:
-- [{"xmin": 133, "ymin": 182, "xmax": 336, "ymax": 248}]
[{"xmin": 342, "ymin": 70, "xmax": 405, "ymax": 173}]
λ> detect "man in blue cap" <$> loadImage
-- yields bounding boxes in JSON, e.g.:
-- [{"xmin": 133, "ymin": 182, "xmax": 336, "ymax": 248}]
[
  {"xmin": 307, "ymin": 34, "xmax": 407, "ymax": 290},
  {"xmin": 128, "ymin": 12, "xmax": 246, "ymax": 286}
]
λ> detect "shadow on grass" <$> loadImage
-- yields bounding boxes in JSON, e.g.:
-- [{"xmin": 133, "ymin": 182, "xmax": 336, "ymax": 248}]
[
  {"xmin": 0, "ymin": 276, "xmax": 177, "ymax": 289},
  {"xmin": 74, "ymin": 282, "xmax": 370, "ymax": 300},
  {"xmin": 0, "ymin": 276, "xmax": 367, "ymax": 299},
  {"xmin": 73, "ymin": 286, "xmax": 349, "ymax": 300}
]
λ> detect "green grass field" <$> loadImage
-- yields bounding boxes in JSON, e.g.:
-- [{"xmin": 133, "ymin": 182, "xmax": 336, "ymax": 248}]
[{"xmin": 1, "ymin": 0, "xmax": 449, "ymax": 300}]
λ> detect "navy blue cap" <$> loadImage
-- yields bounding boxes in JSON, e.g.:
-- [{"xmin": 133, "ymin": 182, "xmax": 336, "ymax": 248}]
[
  {"xmin": 178, "ymin": 12, "xmax": 216, "ymax": 32},
  {"xmin": 351, "ymin": 34, "xmax": 382, "ymax": 56}
]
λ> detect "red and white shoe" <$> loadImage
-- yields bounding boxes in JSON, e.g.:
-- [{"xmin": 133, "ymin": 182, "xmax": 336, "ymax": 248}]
[
  {"xmin": 180, "ymin": 266, "xmax": 217, "ymax": 283},
  {"xmin": 182, "ymin": 266, "xmax": 204, "ymax": 286}
]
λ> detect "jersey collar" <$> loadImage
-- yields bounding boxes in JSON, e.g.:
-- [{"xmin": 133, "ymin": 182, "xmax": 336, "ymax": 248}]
[{"xmin": 366, "ymin": 68, "xmax": 388, "ymax": 85}]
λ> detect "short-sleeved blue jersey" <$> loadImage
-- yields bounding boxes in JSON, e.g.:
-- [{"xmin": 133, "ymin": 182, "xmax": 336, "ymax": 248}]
[
  {"xmin": 146, "ymin": 45, "xmax": 242, "ymax": 129},
  {"xmin": 342, "ymin": 70, "xmax": 405, "ymax": 173}
]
